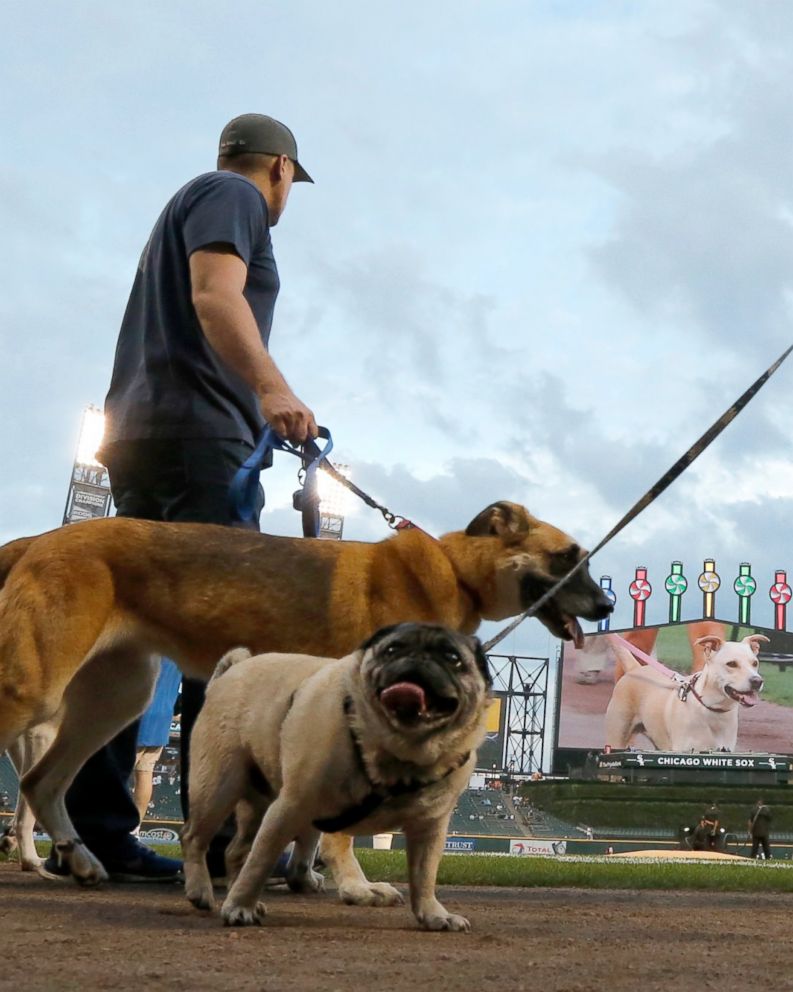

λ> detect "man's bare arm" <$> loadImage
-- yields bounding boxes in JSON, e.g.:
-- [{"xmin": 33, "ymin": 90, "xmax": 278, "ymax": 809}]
[{"xmin": 189, "ymin": 246, "xmax": 317, "ymax": 444}]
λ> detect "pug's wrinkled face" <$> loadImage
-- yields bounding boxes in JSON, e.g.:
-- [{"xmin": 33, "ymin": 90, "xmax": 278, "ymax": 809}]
[{"xmin": 360, "ymin": 623, "xmax": 491, "ymax": 734}]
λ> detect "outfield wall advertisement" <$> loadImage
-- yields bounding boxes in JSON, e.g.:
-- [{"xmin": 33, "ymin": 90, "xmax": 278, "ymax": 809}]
[
  {"xmin": 475, "ymin": 691, "xmax": 508, "ymax": 770},
  {"xmin": 557, "ymin": 620, "xmax": 793, "ymax": 754}
]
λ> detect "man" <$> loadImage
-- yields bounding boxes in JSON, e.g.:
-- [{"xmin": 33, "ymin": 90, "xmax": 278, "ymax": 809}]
[
  {"xmin": 748, "ymin": 799, "xmax": 772, "ymax": 859},
  {"xmin": 47, "ymin": 114, "xmax": 317, "ymax": 881},
  {"xmin": 702, "ymin": 800, "xmax": 721, "ymax": 850},
  {"xmin": 690, "ymin": 817, "xmax": 710, "ymax": 852}
]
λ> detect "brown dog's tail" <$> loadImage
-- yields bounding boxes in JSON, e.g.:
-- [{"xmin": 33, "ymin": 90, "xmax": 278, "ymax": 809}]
[{"xmin": 0, "ymin": 536, "xmax": 35, "ymax": 590}]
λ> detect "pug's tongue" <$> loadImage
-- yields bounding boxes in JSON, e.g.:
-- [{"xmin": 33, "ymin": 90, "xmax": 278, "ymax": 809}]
[
  {"xmin": 565, "ymin": 616, "xmax": 585, "ymax": 649},
  {"xmin": 380, "ymin": 682, "xmax": 427, "ymax": 717}
]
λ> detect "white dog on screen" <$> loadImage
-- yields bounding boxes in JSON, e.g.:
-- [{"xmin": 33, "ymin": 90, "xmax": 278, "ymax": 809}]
[{"xmin": 604, "ymin": 634, "xmax": 766, "ymax": 752}]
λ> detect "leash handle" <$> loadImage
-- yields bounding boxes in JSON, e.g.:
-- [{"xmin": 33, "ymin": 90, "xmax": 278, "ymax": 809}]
[
  {"xmin": 229, "ymin": 426, "xmax": 332, "ymax": 525},
  {"xmin": 299, "ymin": 428, "xmax": 334, "ymax": 536}
]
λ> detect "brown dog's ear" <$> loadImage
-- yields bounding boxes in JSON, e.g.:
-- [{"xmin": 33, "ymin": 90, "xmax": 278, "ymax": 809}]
[
  {"xmin": 695, "ymin": 635, "xmax": 724, "ymax": 659},
  {"xmin": 465, "ymin": 501, "xmax": 533, "ymax": 538},
  {"xmin": 742, "ymin": 633, "xmax": 770, "ymax": 656}
]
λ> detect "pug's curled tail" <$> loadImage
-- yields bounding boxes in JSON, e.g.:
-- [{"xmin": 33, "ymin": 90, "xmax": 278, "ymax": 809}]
[{"xmin": 210, "ymin": 646, "xmax": 253, "ymax": 684}]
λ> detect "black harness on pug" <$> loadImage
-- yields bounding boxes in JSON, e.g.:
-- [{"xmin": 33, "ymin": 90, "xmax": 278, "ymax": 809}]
[{"xmin": 312, "ymin": 697, "xmax": 470, "ymax": 834}]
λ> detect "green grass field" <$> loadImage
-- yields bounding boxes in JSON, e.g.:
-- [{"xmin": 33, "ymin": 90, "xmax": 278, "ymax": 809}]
[
  {"xmin": 353, "ymin": 850, "xmax": 793, "ymax": 893},
  {"xmin": 6, "ymin": 844, "xmax": 792, "ymax": 893}
]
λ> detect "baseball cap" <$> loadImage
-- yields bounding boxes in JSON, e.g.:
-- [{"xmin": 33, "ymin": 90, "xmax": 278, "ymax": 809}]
[{"xmin": 218, "ymin": 114, "xmax": 313, "ymax": 183}]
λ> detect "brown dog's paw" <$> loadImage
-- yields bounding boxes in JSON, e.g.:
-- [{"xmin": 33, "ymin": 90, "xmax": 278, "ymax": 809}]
[
  {"xmin": 186, "ymin": 885, "xmax": 215, "ymax": 912},
  {"xmin": 287, "ymin": 866, "xmax": 325, "ymax": 894},
  {"xmin": 55, "ymin": 840, "xmax": 108, "ymax": 887}
]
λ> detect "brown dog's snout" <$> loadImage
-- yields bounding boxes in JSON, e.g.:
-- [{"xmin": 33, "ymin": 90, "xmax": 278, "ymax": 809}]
[
  {"xmin": 573, "ymin": 572, "xmax": 616, "ymax": 621},
  {"xmin": 594, "ymin": 598, "xmax": 614, "ymax": 620}
]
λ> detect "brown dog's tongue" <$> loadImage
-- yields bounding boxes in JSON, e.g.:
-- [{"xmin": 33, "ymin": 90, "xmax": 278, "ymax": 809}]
[
  {"xmin": 380, "ymin": 682, "xmax": 427, "ymax": 715},
  {"xmin": 565, "ymin": 616, "xmax": 585, "ymax": 649}
]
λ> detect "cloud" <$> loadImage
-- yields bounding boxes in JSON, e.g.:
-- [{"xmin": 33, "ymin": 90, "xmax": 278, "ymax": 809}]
[{"xmin": 586, "ymin": 6, "xmax": 793, "ymax": 354}]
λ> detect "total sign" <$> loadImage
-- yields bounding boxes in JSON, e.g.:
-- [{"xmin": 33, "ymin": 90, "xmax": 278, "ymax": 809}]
[{"xmin": 510, "ymin": 839, "xmax": 567, "ymax": 856}]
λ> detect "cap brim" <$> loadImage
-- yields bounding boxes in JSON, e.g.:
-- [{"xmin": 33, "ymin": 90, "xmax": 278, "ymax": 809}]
[{"xmin": 293, "ymin": 160, "xmax": 313, "ymax": 183}]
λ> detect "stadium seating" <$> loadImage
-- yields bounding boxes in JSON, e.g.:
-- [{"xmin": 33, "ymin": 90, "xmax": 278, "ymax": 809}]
[
  {"xmin": 0, "ymin": 753, "xmax": 18, "ymax": 811},
  {"xmin": 448, "ymin": 789, "xmax": 532, "ymax": 837}
]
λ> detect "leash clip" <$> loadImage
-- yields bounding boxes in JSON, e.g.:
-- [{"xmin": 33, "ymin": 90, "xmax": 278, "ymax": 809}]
[
  {"xmin": 384, "ymin": 512, "xmax": 413, "ymax": 531},
  {"xmin": 677, "ymin": 672, "xmax": 697, "ymax": 702}
]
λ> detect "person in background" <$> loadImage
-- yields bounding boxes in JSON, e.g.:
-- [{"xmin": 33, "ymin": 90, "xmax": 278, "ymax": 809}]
[
  {"xmin": 748, "ymin": 798, "xmax": 772, "ymax": 860},
  {"xmin": 691, "ymin": 817, "xmax": 710, "ymax": 852},
  {"xmin": 703, "ymin": 800, "xmax": 721, "ymax": 850},
  {"xmin": 132, "ymin": 659, "xmax": 182, "ymax": 827}
]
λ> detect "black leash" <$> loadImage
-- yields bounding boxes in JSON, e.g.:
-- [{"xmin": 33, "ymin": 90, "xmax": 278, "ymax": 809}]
[
  {"xmin": 482, "ymin": 343, "xmax": 793, "ymax": 652},
  {"xmin": 312, "ymin": 453, "xmax": 418, "ymax": 531}
]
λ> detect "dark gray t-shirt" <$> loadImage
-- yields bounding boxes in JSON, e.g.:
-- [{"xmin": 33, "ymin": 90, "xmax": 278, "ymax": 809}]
[{"xmin": 103, "ymin": 171, "xmax": 279, "ymax": 446}]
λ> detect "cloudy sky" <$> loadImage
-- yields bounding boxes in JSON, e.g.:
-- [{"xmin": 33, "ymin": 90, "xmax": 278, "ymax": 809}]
[{"xmin": 2, "ymin": 0, "xmax": 793, "ymax": 660}]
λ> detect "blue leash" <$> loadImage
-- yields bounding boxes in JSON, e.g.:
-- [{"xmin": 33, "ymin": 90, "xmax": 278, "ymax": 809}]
[{"xmin": 229, "ymin": 426, "xmax": 333, "ymax": 535}]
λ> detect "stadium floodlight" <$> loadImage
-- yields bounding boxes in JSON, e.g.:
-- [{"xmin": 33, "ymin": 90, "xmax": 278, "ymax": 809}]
[
  {"xmin": 318, "ymin": 464, "xmax": 351, "ymax": 517},
  {"xmin": 318, "ymin": 463, "xmax": 351, "ymax": 540},
  {"xmin": 63, "ymin": 404, "xmax": 112, "ymax": 526},
  {"xmin": 75, "ymin": 405, "xmax": 106, "ymax": 467}
]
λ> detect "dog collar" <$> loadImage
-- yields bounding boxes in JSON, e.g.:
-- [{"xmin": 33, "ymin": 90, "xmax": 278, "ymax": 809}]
[
  {"xmin": 686, "ymin": 672, "xmax": 730, "ymax": 713},
  {"xmin": 312, "ymin": 697, "xmax": 470, "ymax": 834}
]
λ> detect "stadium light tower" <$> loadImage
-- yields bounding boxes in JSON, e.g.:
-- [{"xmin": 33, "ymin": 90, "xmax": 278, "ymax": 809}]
[
  {"xmin": 62, "ymin": 405, "xmax": 113, "ymax": 525},
  {"xmin": 317, "ymin": 464, "xmax": 351, "ymax": 540}
]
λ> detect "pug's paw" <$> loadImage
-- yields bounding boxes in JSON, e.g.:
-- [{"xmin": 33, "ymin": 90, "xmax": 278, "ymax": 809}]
[{"xmin": 338, "ymin": 880, "xmax": 404, "ymax": 907}]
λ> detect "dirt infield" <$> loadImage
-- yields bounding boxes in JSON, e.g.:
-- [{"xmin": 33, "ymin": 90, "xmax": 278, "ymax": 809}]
[{"xmin": 4, "ymin": 864, "xmax": 793, "ymax": 991}]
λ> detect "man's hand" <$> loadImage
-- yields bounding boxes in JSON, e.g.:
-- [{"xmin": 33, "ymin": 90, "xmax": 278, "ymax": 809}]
[{"xmin": 260, "ymin": 389, "xmax": 318, "ymax": 446}]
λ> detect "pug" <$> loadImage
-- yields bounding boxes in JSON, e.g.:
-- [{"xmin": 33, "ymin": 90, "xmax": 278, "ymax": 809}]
[{"xmin": 181, "ymin": 622, "xmax": 492, "ymax": 932}]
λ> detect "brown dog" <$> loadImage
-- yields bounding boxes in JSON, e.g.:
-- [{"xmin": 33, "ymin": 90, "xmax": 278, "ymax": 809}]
[{"xmin": 0, "ymin": 500, "xmax": 612, "ymax": 887}]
